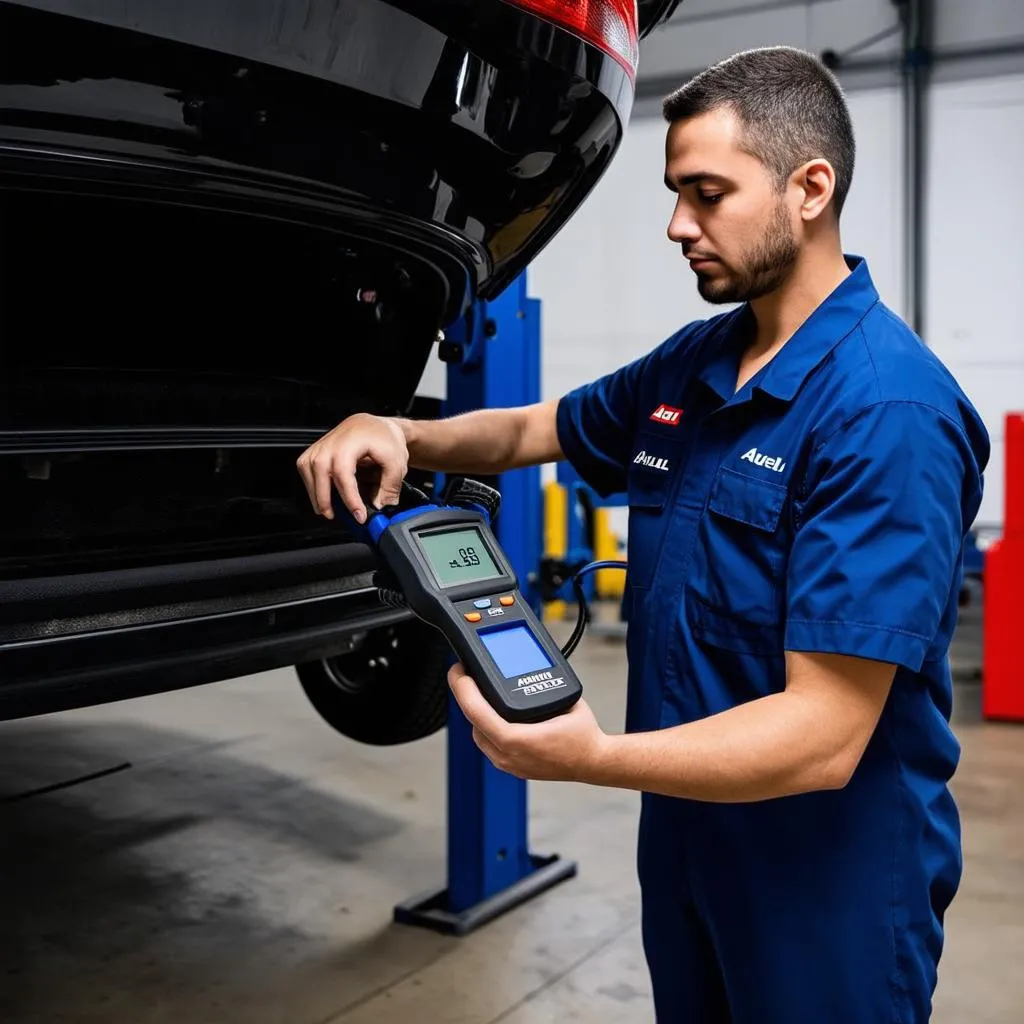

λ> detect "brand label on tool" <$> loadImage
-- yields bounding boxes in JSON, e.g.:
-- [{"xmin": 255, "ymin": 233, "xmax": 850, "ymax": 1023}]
[
  {"xmin": 650, "ymin": 403, "xmax": 683, "ymax": 425},
  {"xmin": 634, "ymin": 450, "xmax": 670, "ymax": 472},
  {"xmin": 515, "ymin": 670, "xmax": 567, "ymax": 696}
]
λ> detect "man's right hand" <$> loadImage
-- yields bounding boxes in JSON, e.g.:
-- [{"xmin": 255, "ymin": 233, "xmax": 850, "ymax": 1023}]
[
  {"xmin": 296, "ymin": 413, "xmax": 408, "ymax": 524},
  {"xmin": 297, "ymin": 400, "xmax": 561, "ymax": 524}
]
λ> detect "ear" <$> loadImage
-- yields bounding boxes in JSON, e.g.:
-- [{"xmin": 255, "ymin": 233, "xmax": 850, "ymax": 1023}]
[{"xmin": 793, "ymin": 158, "xmax": 837, "ymax": 222}]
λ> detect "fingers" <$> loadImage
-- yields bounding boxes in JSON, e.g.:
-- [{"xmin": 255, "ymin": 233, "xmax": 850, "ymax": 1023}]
[
  {"xmin": 472, "ymin": 727, "xmax": 509, "ymax": 771},
  {"xmin": 295, "ymin": 415, "xmax": 408, "ymax": 524},
  {"xmin": 296, "ymin": 445, "xmax": 362, "ymax": 522},
  {"xmin": 295, "ymin": 450, "xmax": 318, "ymax": 516},
  {"xmin": 372, "ymin": 443, "xmax": 406, "ymax": 509},
  {"xmin": 448, "ymin": 664, "xmax": 510, "ymax": 743},
  {"xmin": 330, "ymin": 452, "xmax": 367, "ymax": 524}
]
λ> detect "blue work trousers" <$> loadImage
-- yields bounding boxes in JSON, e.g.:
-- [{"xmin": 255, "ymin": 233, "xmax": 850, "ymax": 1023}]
[{"xmin": 637, "ymin": 791, "xmax": 957, "ymax": 1023}]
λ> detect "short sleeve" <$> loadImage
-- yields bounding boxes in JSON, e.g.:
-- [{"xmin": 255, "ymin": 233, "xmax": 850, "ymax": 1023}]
[
  {"xmin": 555, "ymin": 351, "xmax": 652, "ymax": 497},
  {"xmin": 785, "ymin": 401, "xmax": 983, "ymax": 671}
]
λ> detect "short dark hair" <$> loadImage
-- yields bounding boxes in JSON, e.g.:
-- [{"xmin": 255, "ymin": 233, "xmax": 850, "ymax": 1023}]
[{"xmin": 662, "ymin": 46, "xmax": 855, "ymax": 216}]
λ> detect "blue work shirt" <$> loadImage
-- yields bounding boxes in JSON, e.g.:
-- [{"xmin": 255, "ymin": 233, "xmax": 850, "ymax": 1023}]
[{"xmin": 556, "ymin": 256, "xmax": 989, "ymax": 999}]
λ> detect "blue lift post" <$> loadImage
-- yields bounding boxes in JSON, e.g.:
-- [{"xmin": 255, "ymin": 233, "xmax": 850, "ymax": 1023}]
[{"xmin": 392, "ymin": 272, "xmax": 578, "ymax": 936}]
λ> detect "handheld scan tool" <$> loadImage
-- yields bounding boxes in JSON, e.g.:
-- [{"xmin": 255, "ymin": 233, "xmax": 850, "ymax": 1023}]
[{"xmin": 336, "ymin": 478, "xmax": 583, "ymax": 723}]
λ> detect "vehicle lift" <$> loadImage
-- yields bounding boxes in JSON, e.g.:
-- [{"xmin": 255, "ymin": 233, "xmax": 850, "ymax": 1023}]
[
  {"xmin": 542, "ymin": 461, "xmax": 629, "ymax": 638},
  {"xmin": 392, "ymin": 272, "xmax": 578, "ymax": 935}
]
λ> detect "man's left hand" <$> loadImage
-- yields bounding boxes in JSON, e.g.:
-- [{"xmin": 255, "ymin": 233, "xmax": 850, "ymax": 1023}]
[{"xmin": 447, "ymin": 663, "xmax": 609, "ymax": 782}]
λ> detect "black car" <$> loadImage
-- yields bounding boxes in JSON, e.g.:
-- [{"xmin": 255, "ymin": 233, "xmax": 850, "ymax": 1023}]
[{"xmin": 0, "ymin": 0, "xmax": 681, "ymax": 744}]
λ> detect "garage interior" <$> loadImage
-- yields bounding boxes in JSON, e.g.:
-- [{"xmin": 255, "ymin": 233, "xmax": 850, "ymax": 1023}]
[
  {"xmin": 3, "ymin": 1, "xmax": 1024, "ymax": 1022},
  {"xmin": 2, "ymin": 614, "xmax": 1020, "ymax": 1023}
]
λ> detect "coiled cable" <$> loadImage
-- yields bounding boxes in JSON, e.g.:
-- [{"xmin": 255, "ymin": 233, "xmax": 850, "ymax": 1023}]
[{"xmin": 561, "ymin": 560, "xmax": 628, "ymax": 659}]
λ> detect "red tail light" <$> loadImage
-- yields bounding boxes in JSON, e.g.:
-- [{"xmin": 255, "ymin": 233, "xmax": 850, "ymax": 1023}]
[{"xmin": 509, "ymin": 0, "xmax": 639, "ymax": 81}]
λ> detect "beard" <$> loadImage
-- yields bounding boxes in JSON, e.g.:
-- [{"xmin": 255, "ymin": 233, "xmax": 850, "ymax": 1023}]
[{"xmin": 694, "ymin": 199, "xmax": 799, "ymax": 305}]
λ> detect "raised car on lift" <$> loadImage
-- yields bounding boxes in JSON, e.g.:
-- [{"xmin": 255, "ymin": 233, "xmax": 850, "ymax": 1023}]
[{"xmin": 0, "ymin": 0, "xmax": 683, "ymax": 744}]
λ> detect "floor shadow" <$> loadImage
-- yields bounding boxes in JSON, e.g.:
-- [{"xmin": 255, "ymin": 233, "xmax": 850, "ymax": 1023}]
[{"xmin": 0, "ymin": 718, "xmax": 412, "ymax": 1022}]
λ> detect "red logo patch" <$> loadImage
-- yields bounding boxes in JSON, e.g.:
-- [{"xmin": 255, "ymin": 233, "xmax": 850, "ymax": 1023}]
[{"xmin": 650, "ymin": 403, "xmax": 684, "ymax": 426}]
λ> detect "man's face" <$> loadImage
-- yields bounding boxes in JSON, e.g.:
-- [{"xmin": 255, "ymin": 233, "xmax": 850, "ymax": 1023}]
[{"xmin": 664, "ymin": 107, "xmax": 799, "ymax": 304}]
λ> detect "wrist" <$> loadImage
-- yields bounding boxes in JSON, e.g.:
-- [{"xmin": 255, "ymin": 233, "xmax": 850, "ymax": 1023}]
[
  {"xmin": 388, "ymin": 416, "xmax": 415, "ymax": 455},
  {"xmin": 578, "ymin": 729, "xmax": 623, "ymax": 787}
]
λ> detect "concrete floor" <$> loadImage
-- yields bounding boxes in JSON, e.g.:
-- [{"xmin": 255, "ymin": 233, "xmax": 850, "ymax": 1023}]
[{"xmin": 1, "ymin": 606, "xmax": 1020, "ymax": 1023}]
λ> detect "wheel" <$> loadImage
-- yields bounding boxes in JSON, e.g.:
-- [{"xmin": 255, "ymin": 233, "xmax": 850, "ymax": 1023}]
[{"xmin": 296, "ymin": 620, "xmax": 449, "ymax": 745}]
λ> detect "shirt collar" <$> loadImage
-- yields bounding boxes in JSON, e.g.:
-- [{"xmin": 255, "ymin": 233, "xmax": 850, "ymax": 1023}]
[
  {"xmin": 695, "ymin": 255, "xmax": 880, "ymax": 405},
  {"xmin": 693, "ymin": 306, "xmax": 754, "ymax": 403}
]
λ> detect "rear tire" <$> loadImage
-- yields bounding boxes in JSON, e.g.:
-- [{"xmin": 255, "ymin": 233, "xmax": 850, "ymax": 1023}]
[{"xmin": 296, "ymin": 620, "xmax": 449, "ymax": 745}]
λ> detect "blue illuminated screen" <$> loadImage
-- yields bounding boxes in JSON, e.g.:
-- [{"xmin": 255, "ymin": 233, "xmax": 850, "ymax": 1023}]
[{"xmin": 480, "ymin": 625, "xmax": 552, "ymax": 678}]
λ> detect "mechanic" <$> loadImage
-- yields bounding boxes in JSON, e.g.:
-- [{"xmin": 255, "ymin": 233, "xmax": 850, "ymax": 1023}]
[{"xmin": 297, "ymin": 47, "xmax": 989, "ymax": 1024}]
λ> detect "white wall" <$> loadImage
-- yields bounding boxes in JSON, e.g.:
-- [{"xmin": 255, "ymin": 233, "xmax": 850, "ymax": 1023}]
[
  {"xmin": 934, "ymin": 0, "xmax": 1024, "ymax": 52},
  {"xmin": 530, "ymin": 86, "xmax": 905, "ymax": 403},
  {"xmin": 637, "ymin": 0, "xmax": 900, "ymax": 82},
  {"xmin": 925, "ymin": 73, "xmax": 1024, "ymax": 527},
  {"xmin": 638, "ymin": 0, "xmax": 1024, "ymax": 79},
  {"xmin": 418, "ymin": 1, "xmax": 1024, "ymax": 532}
]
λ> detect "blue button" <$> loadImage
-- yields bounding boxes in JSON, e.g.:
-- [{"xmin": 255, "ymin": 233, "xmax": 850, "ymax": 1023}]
[{"xmin": 473, "ymin": 598, "xmax": 492, "ymax": 609}]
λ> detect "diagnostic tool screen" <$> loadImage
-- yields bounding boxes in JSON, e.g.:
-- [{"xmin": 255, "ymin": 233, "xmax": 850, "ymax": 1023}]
[
  {"xmin": 480, "ymin": 625, "xmax": 553, "ymax": 679},
  {"xmin": 417, "ymin": 527, "xmax": 504, "ymax": 587}
]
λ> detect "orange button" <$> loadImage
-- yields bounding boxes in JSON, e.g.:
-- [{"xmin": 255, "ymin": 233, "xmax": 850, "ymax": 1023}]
[
  {"xmin": 499, "ymin": 596, "xmax": 515, "ymax": 606},
  {"xmin": 464, "ymin": 612, "xmax": 482, "ymax": 622}
]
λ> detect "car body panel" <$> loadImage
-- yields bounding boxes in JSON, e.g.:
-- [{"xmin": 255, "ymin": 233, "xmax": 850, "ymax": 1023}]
[
  {"xmin": 0, "ymin": 0, "xmax": 684, "ymax": 722},
  {"xmin": 0, "ymin": 0, "xmax": 634, "ymax": 316}
]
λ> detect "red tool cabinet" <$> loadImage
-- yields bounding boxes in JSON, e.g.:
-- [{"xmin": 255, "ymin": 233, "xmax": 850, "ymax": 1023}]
[{"xmin": 982, "ymin": 413, "xmax": 1024, "ymax": 721}]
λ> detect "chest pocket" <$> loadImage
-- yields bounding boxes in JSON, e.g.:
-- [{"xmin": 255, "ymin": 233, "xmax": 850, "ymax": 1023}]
[
  {"xmin": 685, "ymin": 466, "xmax": 789, "ymax": 654},
  {"xmin": 625, "ymin": 433, "xmax": 684, "ymax": 591}
]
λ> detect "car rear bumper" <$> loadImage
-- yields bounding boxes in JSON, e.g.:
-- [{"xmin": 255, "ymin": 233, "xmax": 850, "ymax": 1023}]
[{"xmin": 0, "ymin": 546, "xmax": 415, "ymax": 720}]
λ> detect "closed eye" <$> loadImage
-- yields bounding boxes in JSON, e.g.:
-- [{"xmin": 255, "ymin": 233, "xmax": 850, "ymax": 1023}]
[{"xmin": 699, "ymin": 192, "xmax": 724, "ymax": 206}]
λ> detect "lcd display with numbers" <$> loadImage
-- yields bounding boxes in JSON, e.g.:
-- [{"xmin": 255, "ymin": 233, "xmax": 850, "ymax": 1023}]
[{"xmin": 416, "ymin": 527, "xmax": 504, "ymax": 587}]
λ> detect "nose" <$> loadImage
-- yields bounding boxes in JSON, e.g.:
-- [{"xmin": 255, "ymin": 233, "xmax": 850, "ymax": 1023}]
[{"xmin": 667, "ymin": 197, "xmax": 700, "ymax": 247}]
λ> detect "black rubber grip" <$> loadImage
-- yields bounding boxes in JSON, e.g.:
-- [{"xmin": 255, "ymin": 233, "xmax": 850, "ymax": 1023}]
[{"xmin": 442, "ymin": 477, "xmax": 501, "ymax": 519}]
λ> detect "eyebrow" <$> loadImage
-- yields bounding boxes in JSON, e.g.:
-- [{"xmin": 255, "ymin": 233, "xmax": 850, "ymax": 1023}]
[{"xmin": 664, "ymin": 172, "xmax": 732, "ymax": 191}]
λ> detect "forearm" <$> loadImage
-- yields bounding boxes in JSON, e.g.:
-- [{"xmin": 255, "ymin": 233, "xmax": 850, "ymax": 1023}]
[
  {"xmin": 587, "ymin": 692, "xmax": 855, "ymax": 802},
  {"xmin": 395, "ymin": 399, "xmax": 560, "ymax": 475},
  {"xmin": 394, "ymin": 409, "xmax": 522, "ymax": 474}
]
